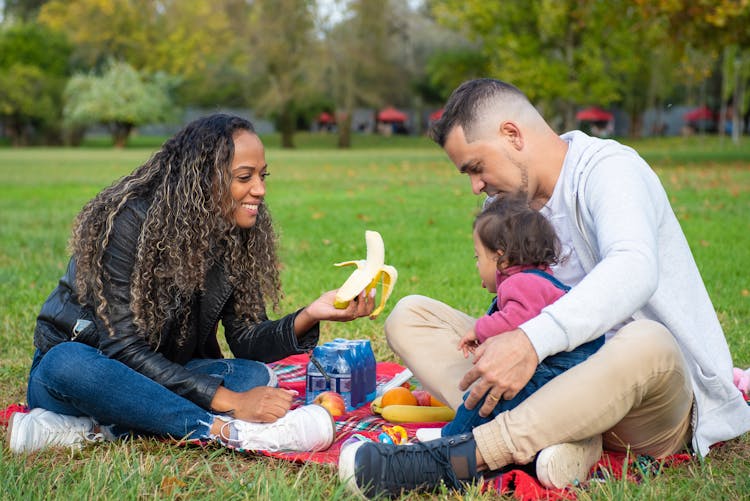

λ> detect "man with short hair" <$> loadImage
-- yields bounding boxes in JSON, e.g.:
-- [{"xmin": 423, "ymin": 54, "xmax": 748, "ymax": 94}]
[{"xmin": 338, "ymin": 78, "xmax": 750, "ymax": 498}]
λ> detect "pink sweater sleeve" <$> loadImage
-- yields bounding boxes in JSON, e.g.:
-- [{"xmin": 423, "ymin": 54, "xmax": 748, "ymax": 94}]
[{"xmin": 474, "ymin": 273, "xmax": 566, "ymax": 343}]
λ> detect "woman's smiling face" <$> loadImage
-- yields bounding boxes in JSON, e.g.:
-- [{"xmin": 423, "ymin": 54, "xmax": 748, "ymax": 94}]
[{"xmin": 229, "ymin": 131, "xmax": 268, "ymax": 229}]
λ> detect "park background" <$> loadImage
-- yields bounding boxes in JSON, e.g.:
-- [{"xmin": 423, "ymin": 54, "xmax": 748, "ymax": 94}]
[
  {"xmin": 1, "ymin": 1, "xmax": 750, "ymax": 500},
  {"xmin": 1, "ymin": 0, "xmax": 749, "ymax": 147}
]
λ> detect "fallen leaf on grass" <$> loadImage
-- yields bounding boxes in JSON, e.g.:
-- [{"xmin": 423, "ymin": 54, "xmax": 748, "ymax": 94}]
[{"xmin": 160, "ymin": 476, "xmax": 186, "ymax": 496}]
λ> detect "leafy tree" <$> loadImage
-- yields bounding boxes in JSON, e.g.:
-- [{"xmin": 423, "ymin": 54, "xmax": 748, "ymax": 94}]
[
  {"xmin": 388, "ymin": 2, "xmax": 482, "ymax": 133},
  {"xmin": 64, "ymin": 60, "xmax": 178, "ymax": 147},
  {"xmin": 603, "ymin": 10, "xmax": 680, "ymax": 136},
  {"xmin": 2, "ymin": 0, "xmax": 49, "ymax": 21},
  {"xmin": 0, "ymin": 64, "xmax": 57, "ymax": 145},
  {"xmin": 721, "ymin": 46, "xmax": 750, "ymax": 141},
  {"xmin": 0, "ymin": 21, "xmax": 71, "ymax": 145},
  {"xmin": 242, "ymin": 0, "xmax": 318, "ymax": 148},
  {"xmin": 38, "ymin": 0, "xmax": 246, "ymax": 107},
  {"xmin": 39, "ymin": 0, "xmax": 155, "ymax": 67},
  {"xmin": 136, "ymin": 1, "xmax": 247, "ymax": 107},
  {"xmin": 425, "ymin": 47, "xmax": 489, "ymax": 102},
  {"xmin": 637, "ymin": 0, "xmax": 750, "ymax": 142},
  {"xmin": 429, "ymin": 0, "xmax": 671, "ymax": 131},
  {"xmin": 321, "ymin": 0, "xmax": 410, "ymax": 147}
]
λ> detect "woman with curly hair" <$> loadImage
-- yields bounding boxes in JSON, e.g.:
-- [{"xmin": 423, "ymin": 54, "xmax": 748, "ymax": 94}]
[{"xmin": 7, "ymin": 114, "xmax": 374, "ymax": 454}]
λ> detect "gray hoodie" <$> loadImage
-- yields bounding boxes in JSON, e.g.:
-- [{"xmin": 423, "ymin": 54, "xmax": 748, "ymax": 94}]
[{"xmin": 519, "ymin": 130, "xmax": 750, "ymax": 456}]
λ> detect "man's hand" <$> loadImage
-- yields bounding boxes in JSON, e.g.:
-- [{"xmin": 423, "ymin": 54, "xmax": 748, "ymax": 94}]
[{"xmin": 459, "ymin": 328, "xmax": 539, "ymax": 417}]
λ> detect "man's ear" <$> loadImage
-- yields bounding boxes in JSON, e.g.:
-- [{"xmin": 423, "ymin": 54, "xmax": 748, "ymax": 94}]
[{"xmin": 499, "ymin": 121, "xmax": 523, "ymax": 151}]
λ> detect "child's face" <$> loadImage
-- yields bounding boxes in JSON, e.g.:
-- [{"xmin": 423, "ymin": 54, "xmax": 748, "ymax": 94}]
[{"xmin": 473, "ymin": 230, "xmax": 501, "ymax": 292}]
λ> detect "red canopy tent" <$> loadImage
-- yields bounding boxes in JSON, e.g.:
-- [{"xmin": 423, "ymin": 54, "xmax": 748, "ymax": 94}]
[
  {"xmin": 576, "ymin": 107, "xmax": 613, "ymax": 122},
  {"xmin": 429, "ymin": 108, "xmax": 444, "ymax": 122},
  {"xmin": 683, "ymin": 106, "xmax": 716, "ymax": 122},
  {"xmin": 317, "ymin": 112, "xmax": 335, "ymax": 124},
  {"xmin": 378, "ymin": 107, "xmax": 407, "ymax": 123}
]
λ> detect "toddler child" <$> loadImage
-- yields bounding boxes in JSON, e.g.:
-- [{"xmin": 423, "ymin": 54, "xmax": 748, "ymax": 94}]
[{"xmin": 440, "ymin": 194, "xmax": 604, "ymax": 436}]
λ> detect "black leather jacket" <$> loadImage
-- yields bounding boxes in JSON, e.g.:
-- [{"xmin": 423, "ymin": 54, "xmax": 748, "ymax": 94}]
[{"xmin": 34, "ymin": 198, "xmax": 319, "ymax": 410}]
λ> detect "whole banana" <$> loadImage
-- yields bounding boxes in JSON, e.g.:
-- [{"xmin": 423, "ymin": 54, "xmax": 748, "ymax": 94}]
[
  {"xmin": 333, "ymin": 230, "xmax": 398, "ymax": 319},
  {"xmin": 370, "ymin": 395, "xmax": 456, "ymax": 423},
  {"xmin": 380, "ymin": 404, "xmax": 456, "ymax": 424}
]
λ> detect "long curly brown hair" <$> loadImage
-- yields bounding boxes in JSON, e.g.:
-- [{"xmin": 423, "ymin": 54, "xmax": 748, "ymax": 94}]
[{"xmin": 70, "ymin": 114, "xmax": 281, "ymax": 347}]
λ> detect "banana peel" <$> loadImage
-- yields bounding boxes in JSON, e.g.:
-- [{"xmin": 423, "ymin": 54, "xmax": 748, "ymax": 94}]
[
  {"xmin": 334, "ymin": 230, "xmax": 397, "ymax": 319},
  {"xmin": 370, "ymin": 395, "xmax": 456, "ymax": 423}
]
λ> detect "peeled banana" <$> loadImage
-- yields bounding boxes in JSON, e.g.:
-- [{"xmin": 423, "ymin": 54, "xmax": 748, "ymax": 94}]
[{"xmin": 334, "ymin": 230, "xmax": 398, "ymax": 319}]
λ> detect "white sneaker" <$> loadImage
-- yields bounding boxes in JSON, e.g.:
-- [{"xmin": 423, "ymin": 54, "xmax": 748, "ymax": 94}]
[
  {"xmin": 415, "ymin": 427, "xmax": 442, "ymax": 442},
  {"xmin": 222, "ymin": 404, "xmax": 335, "ymax": 452},
  {"xmin": 536, "ymin": 435, "xmax": 603, "ymax": 488},
  {"xmin": 6, "ymin": 408, "xmax": 109, "ymax": 454}
]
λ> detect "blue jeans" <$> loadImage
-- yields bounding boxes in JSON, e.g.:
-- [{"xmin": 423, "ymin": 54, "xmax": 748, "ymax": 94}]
[
  {"xmin": 26, "ymin": 342, "xmax": 275, "ymax": 440},
  {"xmin": 442, "ymin": 336, "xmax": 605, "ymax": 436}
]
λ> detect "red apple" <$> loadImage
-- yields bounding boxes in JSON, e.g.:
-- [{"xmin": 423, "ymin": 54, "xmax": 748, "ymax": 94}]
[
  {"xmin": 313, "ymin": 391, "xmax": 346, "ymax": 417},
  {"xmin": 411, "ymin": 390, "xmax": 432, "ymax": 406}
]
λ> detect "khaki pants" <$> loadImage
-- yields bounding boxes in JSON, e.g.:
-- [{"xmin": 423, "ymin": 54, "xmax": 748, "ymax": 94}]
[{"xmin": 385, "ymin": 295, "xmax": 694, "ymax": 470}]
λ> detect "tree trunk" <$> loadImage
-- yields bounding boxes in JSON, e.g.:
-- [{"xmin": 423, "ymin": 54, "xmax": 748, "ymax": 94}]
[
  {"xmin": 563, "ymin": 16, "xmax": 577, "ymax": 133},
  {"xmin": 630, "ymin": 111, "xmax": 644, "ymax": 138},
  {"xmin": 718, "ymin": 46, "xmax": 733, "ymax": 140},
  {"xmin": 337, "ymin": 111, "xmax": 352, "ymax": 148},
  {"xmin": 111, "ymin": 122, "xmax": 133, "ymax": 148},
  {"xmin": 732, "ymin": 57, "xmax": 744, "ymax": 145},
  {"xmin": 564, "ymin": 101, "xmax": 577, "ymax": 132},
  {"xmin": 279, "ymin": 104, "xmax": 295, "ymax": 149},
  {"xmin": 6, "ymin": 115, "xmax": 25, "ymax": 147},
  {"xmin": 412, "ymin": 95, "xmax": 423, "ymax": 135},
  {"xmin": 337, "ymin": 63, "xmax": 355, "ymax": 149},
  {"xmin": 65, "ymin": 125, "xmax": 87, "ymax": 147}
]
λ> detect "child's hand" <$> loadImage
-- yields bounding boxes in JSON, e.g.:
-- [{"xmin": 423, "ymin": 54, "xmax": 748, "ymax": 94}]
[{"xmin": 457, "ymin": 329, "xmax": 479, "ymax": 358}]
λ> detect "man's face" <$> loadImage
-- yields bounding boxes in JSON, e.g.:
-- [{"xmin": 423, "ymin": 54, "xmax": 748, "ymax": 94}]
[{"xmin": 443, "ymin": 125, "xmax": 528, "ymax": 198}]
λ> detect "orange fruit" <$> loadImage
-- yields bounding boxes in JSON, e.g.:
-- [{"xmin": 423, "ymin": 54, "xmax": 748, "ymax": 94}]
[
  {"xmin": 429, "ymin": 395, "xmax": 448, "ymax": 407},
  {"xmin": 382, "ymin": 386, "xmax": 418, "ymax": 407}
]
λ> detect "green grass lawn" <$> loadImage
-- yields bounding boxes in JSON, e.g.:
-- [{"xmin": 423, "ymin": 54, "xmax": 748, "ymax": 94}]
[{"xmin": 1, "ymin": 135, "xmax": 749, "ymax": 499}]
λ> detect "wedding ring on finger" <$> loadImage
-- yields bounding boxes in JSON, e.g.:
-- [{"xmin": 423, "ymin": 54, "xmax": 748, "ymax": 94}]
[{"xmin": 487, "ymin": 393, "xmax": 500, "ymax": 402}]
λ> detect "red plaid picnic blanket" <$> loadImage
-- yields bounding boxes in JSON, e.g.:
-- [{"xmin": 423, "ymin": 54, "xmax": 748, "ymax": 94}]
[
  {"xmin": 1, "ymin": 353, "xmax": 694, "ymax": 500},
  {"xmin": 482, "ymin": 450, "xmax": 692, "ymax": 500},
  {"xmin": 263, "ymin": 353, "xmax": 441, "ymax": 464},
  {"xmin": 265, "ymin": 354, "xmax": 693, "ymax": 500}
]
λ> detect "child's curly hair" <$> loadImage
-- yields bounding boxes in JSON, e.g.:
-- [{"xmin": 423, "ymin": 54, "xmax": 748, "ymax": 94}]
[
  {"xmin": 70, "ymin": 114, "xmax": 280, "ymax": 347},
  {"xmin": 474, "ymin": 193, "xmax": 560, "ymax": 271}
]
